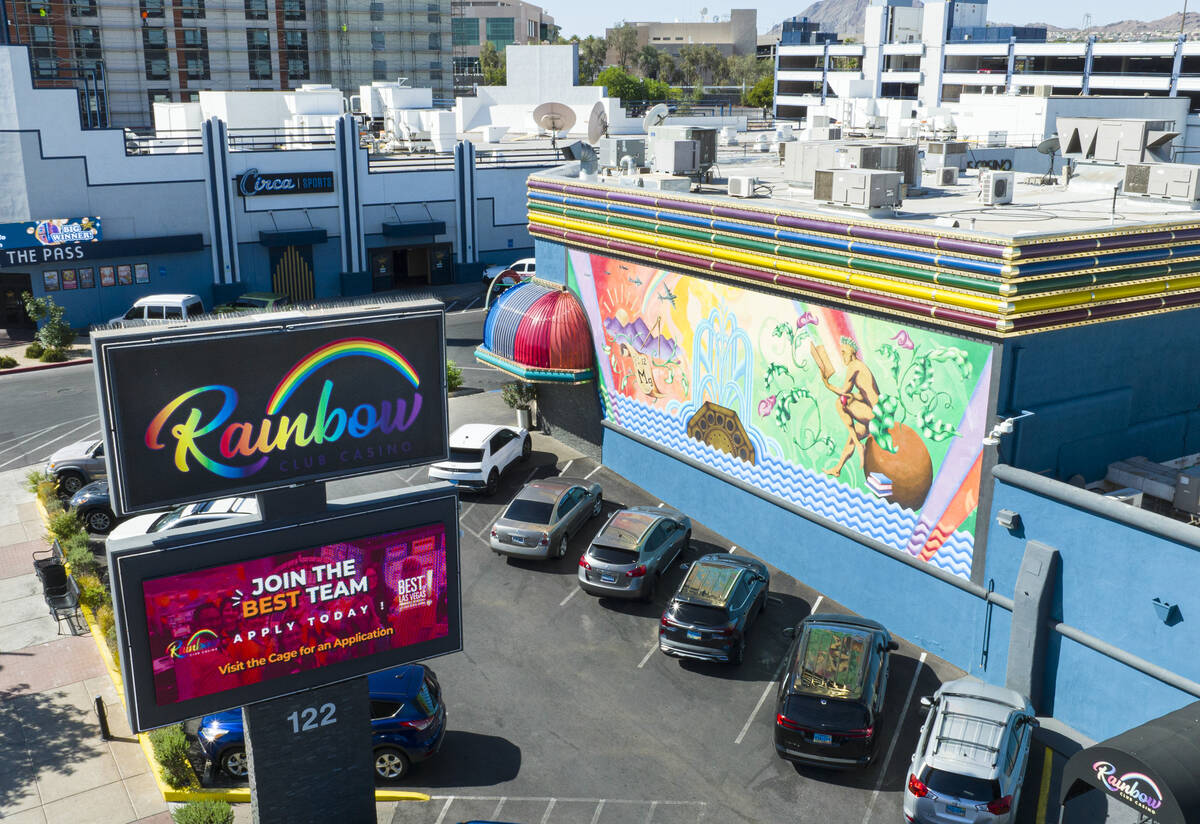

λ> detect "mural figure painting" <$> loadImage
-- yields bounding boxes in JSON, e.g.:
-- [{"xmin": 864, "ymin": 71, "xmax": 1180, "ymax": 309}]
[{"xmin": 819, "ymin": 337, "xmax": 881, "ymax": 480}]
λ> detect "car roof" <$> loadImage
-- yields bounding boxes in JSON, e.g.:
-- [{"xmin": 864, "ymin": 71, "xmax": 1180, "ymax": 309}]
[
  {"xmin": 921, "ymin": 678, "xmax": 1028, "ymax": 776},
  {"xmin": 366, "ymin": 663, "xmax": 426, "ymax": 700},
  {"xmin": 803, "ymin": 612, "xmax": 889, "ymax": 637},
  {"xmin": 449, "ymin": 423, "xmax": 511, "ymax": 447},
  {"xmin": 596, "ymin": 509, "xmax": 659, "ymax": 548},
  {"xmin": 675, "ymin": 558, "xmax": 747, "ymax": 607},
  {"xmin": 514, "ymin": 477, "xmax": 580, "ymax": 503},
  {"xmin": 236, "ymin": 292, "xmax": 285, "ymax": 299},
  {"xmin": 133, "ymin": 294, "xmax": 201, "ymax": 305},
  {"xmin": 181, "ymin": 497, "xmax": 258, "ymax": 517}
]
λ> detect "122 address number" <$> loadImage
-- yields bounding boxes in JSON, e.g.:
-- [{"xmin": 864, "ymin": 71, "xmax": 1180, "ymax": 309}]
[{"xmin": 287, "ymin": 703, "xmax": 337, "ymax": 734}]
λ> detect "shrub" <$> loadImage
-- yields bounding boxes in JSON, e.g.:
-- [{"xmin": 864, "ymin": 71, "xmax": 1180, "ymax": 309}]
[
  {"xmin": 22, "ymin": 292, "xmax": 76, "ymax": 354},
  {"xmin": 46, "ymin": 509, "xmax": 83, "ymax": 545},
  {"xmin": 25, "ymin": 342, "xmax": 44, "ymax": 359},
  {"xmin": 172, "ymin": 801, "xmax": 234, "ymax": 824},
  {"xmin": 148, "ymin": 724, "xmax": 197, "ymax": 789},
  {"xmin": 40, "ymin": 349, "xmax": 69, "ymax": 363},
  {"xmin": 97, "ymin": 604, "xmax": 119, "ymax": 668},
  {"xmin": 62, "ymin": 531, "xmax": 97, "ymax": 575},
  {"xmin": 501, "ymin": 381, "xmax": 536, "ymax": 410},
  {"xmin": 23, "ymin": 470, "xmax": 49, "ymax": 495},
  {"xmin": 75, "ymin": 573, "xmax": 111, "ymax": 613},
  {"xmin": 0, "ymin": 356, "xmax": 16, "ymax": 369},
  {"xmin": 446, "ymin": 359, "xmax": 464, "ymax": 392}
]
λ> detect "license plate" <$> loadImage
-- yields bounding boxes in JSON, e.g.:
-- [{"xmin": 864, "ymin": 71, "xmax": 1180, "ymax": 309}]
[
  {"xmin": 945, "ymin": 805, "xmax": 965, "ymax": 816},
  {"xmin": 511, "ymin": 536, "xmax": 528, "ymax": 546},
  {"xmin": 600, "ymin": 574, "xmax": 617, "ymax": 583},
  {"xmin": 813, "ymin": 733, "xmax": 833, "ymax": 745},
  {"xmin": 686, "ymin": 630, "xmax": 702, "ymax": 640}
]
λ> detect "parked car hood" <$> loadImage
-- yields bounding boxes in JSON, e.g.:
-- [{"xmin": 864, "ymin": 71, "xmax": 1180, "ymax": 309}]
[
  {"xmin": 47, "ymin": 439, "xmax": 100, "ymax": 465},
  {"xmin": 107, "ymin": 512, "xmax": 165, "ymax": 541}
]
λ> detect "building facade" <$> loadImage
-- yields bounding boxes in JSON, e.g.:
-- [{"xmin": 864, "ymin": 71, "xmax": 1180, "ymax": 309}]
[
  {"xmin": 1, "ymin": 0, "xmax": 453, "ymax": 128},
  {"xmin": 449, "ymin": 0, "xmax": 553, "ymax": 94},
  {"xmin": 605, "ymin": 9, "xmax": 757, "ymax": 61},
  {"xmin": 775, "ymin": 0, "xmax": 1200, "ymax": 124}
]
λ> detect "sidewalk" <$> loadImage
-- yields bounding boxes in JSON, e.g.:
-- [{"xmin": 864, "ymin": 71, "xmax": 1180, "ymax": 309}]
[{"xmin": 0, "ymin": 466, "xmax": 170, "ymax": 824}]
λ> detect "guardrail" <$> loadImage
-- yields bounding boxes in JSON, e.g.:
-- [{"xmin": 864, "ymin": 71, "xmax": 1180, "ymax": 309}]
[
  {"xmin": 226, "ymin": 127, "xmax": 336, "ymax": 152},
  {"xmin": 367, "ymin": 146, "xmax": 564, "ymax": 173},
  {"xmin": 123, "ymin": 129, "xmax": 203, "ymax": 155}
]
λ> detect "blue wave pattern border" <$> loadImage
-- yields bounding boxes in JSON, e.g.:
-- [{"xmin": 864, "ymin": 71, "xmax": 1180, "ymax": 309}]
[{"xmin": 606, "ymin": 391, "xmax": 974, "ymax": 578}]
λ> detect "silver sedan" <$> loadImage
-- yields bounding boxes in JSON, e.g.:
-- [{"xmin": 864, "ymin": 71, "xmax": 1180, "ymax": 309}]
[{"xmin": 489, "ymin": 477, "xmax": 604, "ymax": 560}]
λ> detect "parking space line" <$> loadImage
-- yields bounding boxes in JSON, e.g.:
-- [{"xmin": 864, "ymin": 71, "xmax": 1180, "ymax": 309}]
[
  {"xmin": 584, "ymin": 464, "xmax": 603, "ymax": 480},
  {"xmin": 559, "ymin": 587, "xmax": 580, "ymax": 607},
  {"xmin": 861, "ymin": 650, "xmax": 928, "ymax": 824},
  {"xmin": 433, "ymin": 796, "xmax": 454, "ymax": 824},
  {"xmin": 809, "ymin": 595, "xmax": 824, "ymax": 616},
  {"xmin": 464, "ymin": 296, "xmax": 480, "ymax": 310},
  {"xmin": 590, "ymin": 800, "xmax": 605, "ymax": 824},
  {"xmin": 734, "ymin": 643, "xmax": 794, "ymax": 745},
  {"xmin": 728, "ymin": 545, "xmax": 737, "ymax": 553},
  {"xmin": 490, "ymin": 798, "xmax": 506, "ymax": 819},
  {"xmin": 637, "ymin": 639, "xmax": 658, "ymax": 669},
  {"xmin": 539, "ymin": 798, "xmax": 557, "ymax": 824},
  {"xmin": 0, "ymin": 420, "xmax": 102, "ymax": 469},
  {"xmin": 460, "ymin": 501, "xmax": 478, "ymax": 523},
  {"xmin": 560, "ymin": 459, "xmax": 574, "ymax": 476},
  {"xmin": 1036, "ymin": 745, "xmax": 1053, "ymax": 823},
  {"xmin": 656, "ymin": 502, "xmax": 665, "ymax": 507},
  {"xmin": 0, "ymin": 418, "xmax": 91, "ymax": 453},
  {"xmin": 644, "ymin": 800, "xmax": 658, "ymax": 823}
]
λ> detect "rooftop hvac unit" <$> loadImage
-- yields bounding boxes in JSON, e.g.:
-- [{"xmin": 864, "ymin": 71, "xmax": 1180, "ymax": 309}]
[
  {"xmin": 980, "ymin": 170, "xmax": 1014, "ymax": 205},
  {"xmin": 727, "ymin": 176, "xmax": 758, "ymax": 198},
  {"xmin": 813, "ymin": 168, "xmax": 903, "ymax": 210},
  {"xmin": 810, "ymin": 126, "xmax": 842, "ymax": 141},
  {"xmin": 650, "ymin": 139, "xmax": 700, "ymax": 176},
  {"xmin": 1106, "ymin": 457, "xmax": 1178, "ymax": 501},
  {"xmin": 649, "ymin": 126, "xmax": 716, "ymax": 173},
  {"xmin": 1174, "ymin": 466, "xmax": 1200, "ymax": 515},
  {"xmin": 937, "ymin": 166, "xmax": 959, "ymax": 186},
  {"xmin": 1147, "ymin": 163, "xmax": 1200, "ymax": 201},
  {"xmin": 597, "ymin": 137, "xmax": 646, "ymax": 169},
  {"xmin": 1123, "ymin": 162, "xmax": 1153, "ymax": 195},
  {"xmin": 924, "ymin": 141, "xmax": 968, "ymax": 172}
]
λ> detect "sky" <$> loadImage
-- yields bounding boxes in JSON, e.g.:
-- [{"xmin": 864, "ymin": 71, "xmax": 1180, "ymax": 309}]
[{"xmin": 548, "ymin": 1, "xmax": 1190, "ymax": 38}]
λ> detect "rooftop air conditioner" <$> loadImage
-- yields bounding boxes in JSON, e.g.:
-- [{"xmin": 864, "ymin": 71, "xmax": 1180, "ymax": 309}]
[
  {"xmin": 728, "ymin": 176, "xmax": 757, "ymax": 198},
  {"xmin": 1124, "ymin": 162, "xmax": 1153, "ymax": 195},
  {"xmin": 938, "ymin": 167, "xmax": 959, "ymax": 186},
  {"xmin": 814, "ymin": 168, "xmax": 902, "ymax": 209},
  {"xmin": 980, "ymin": 170, "xmax": 1013, "ymax": 205}
]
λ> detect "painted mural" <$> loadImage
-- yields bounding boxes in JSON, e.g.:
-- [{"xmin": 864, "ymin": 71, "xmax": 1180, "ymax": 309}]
[{"xmin": 567, "ymin": 250, "xmax": 995, "ymax": 579}]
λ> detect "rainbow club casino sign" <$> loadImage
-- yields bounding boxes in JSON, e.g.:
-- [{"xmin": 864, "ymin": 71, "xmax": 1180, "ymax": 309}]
[{"xmin": 92, "ymin": 302, "xmax": 448, "ymax": 514}]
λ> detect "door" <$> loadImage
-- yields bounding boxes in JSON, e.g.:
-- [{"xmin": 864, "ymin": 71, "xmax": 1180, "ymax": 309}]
[
  {"xmin": 269, "ymin": 245, "xmax": 315, "ymax": 302},
  {"xmin": 0, "ymin": 273, "xmax": 33, "ymax": 329}
]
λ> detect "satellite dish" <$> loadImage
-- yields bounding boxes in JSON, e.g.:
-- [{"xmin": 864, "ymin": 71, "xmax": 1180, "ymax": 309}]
[
  {"xmin": 1037, "ymin": 135, "xmax": 1061, "ymax": 178},
  {"xmin": 533, "ymin": 101, "xmax": 576, "ymax": 149},
  {"xmin": 587, "ymin": 101, "xmax": 609, "ymax": 145},
  {"xmin": 642, "ymin": 103, "xmax": 670, "ymax": 134}
]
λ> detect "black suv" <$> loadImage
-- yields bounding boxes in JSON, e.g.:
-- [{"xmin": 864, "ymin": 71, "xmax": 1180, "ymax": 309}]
[
  {"xmin": 774, "ymin": 613, "xmax": 898, "ymax": 769},
  {"xmin": 658, "ymin": 553, "xmax": 770, "ymax": 665}
]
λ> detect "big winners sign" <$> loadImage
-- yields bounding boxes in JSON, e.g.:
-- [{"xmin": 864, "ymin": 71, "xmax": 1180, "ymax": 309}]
[{"xmin": 92, "ymin": 303, "xmax": 448, "ymax": 515}]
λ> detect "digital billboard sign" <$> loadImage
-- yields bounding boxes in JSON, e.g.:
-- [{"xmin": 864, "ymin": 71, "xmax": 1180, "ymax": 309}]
[
  {"xmin": 92, "ymin": 303, "xmax": 448, "ymax": 515},
  {"xmin": 108, "ymin": 486, "xmax": 462, "ymax": 732}
]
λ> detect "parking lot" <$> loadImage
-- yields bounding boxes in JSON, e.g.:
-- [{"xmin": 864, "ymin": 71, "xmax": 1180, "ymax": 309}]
[{"xmin": 306, "ymin": 390, "xmax": 981, "ymax": 824}]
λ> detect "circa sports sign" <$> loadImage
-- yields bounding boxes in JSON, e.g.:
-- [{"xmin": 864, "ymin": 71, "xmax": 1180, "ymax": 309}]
[
  {"xmin": 235, "ymin": 168, "xmax": 334, "ymax": 197},
  {"xmin": 92, "ymin": 303, "xmax": 448, "ymax": 514}
]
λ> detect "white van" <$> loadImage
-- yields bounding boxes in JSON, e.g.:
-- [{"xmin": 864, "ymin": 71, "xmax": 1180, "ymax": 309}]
[{"xmin": 110, "ymin": 294, "xmax": 205, "ymax": 324}]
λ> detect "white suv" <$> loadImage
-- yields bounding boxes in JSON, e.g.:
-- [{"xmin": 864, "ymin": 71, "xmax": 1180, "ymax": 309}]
[
  {"xmin": 428, "ymin": 424, "xmax": 530, "ymax": 495},
  {"xmin": 904, "ymin": 678, "xmax": 1037, "ymax": 824}
]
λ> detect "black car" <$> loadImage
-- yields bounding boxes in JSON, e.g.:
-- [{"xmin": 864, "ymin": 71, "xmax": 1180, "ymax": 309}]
[
  {"xmin": 658, "ymin": 553, "xmax": 770, "ymax": 665},
  {"xmin": 69, "ymin": 479, "xmax": 118, "ymax": 534},
  {"xmin": 774, "ymin": 613, "xmax": 898, "ymax": 769}
]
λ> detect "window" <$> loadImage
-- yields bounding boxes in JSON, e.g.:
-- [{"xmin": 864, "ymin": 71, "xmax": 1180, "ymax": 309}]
[
  {"xmin": 32, "ymin": 55, "xmax": 57, "ymax": 79},
  {"xmin": 486, "ymin": 17, "xmax": 514, "ymax": 47},
  {"xmin": 26, "ymin": 0, "xmax": 49, "ymax": 15},
  {"xmin": 179, "ymin": 0, "xmax": 204, "ymax": 19},
  {"xmin": 429, "ymin": 68, "xmax": 442, "ymax": 81},
  {"xmin": 428, "ymin": 11, "xmax": 440, "ymax": 23},
  {"xmin": 247, "ymin": 29, "xmax": 271, "ymax": 79},
  {"xmin": 370, "ymin": 701, "xmax": 402, "ymax": 720},
  {"xmin": 453, "ymin": 56, "xmax": 480, "ymax": 74},
  {"xmin": 244, "ymin": 0, "xmax": 267, "ymax": 19},
  {"xmin": 185, "ymin": 55, "xmax": 209, "ymax": 79},
  {"xmin": 71, "ymin": 0, "xmax": 98, "ymax": 16},
  {"xmin": 147, "ymin": 89, "xmax": 171, "ymax": 110},
  {"xmin": 31, "ymin": 25, "xmax": 53, "ymax": 44},
  {"xmin": 451, "ymin": 18, "xmax": 479, "ymax": 46},
  {"xmin": 527, "ymin": 19, "xmax": 536, "ymax": 40},
  {"xmin": 72, "ymin": 27, "xmax": 102, "ymax": 67},
  {"xmin": 142, "ymin": 26, "xmax": 167, "ymax": 48},
  {"xmin": 372, "ymin": 58, "xmax": 387, "ymax": 80},
  {"xmin": 180, "ymin": 29, "xmax": 209, "ymax": 79},
  {"xmin": 371, "ymin": 30, "xmax": 384, "ymax": 51},
  {"xmin": 369, "ymin": 1, "xmax": 382, "ymax": 21},
  {"xmin": 139, "ymin": 0, "xmax": 164, "ymax": 17},
  {"xmin": 143, "ymin": 27, "xmax": 169, "ymax": 79},
  {"xmin": 284, "ymin": 29, "xmax": 309, "ymax": 79},
  {"xmin": 488, "ymin": 430, "xmax": 516, "ymax": 453},
  {"xmin": 282, "ymin": 0, "xmax": 304, "ymax": 20},
  {"xmin": 181, "ymin": 27, "xmax": 206, "ymax": 47},
  {"xmin": 428, "ymin": 32, "xmax": 440, "ymax": 51}
]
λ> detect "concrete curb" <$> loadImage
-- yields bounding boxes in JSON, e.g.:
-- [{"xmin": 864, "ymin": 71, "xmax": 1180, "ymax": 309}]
[
  {"xmin": 0, "ymin": 357, "xmax": 93, "ymax": 375},
  {"xmin": 34, "ymin": 496, "xmax": 429, "ymax": 807}
]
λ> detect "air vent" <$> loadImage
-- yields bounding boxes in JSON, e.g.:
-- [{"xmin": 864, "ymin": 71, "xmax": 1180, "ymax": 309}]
[
  {"xmin": 1124, "ymin": 163, "xmax": 1152, "ymax": 195},
  {"xmin": 813, "ymin": 169, "xmax": 834, "ymax": 202}
]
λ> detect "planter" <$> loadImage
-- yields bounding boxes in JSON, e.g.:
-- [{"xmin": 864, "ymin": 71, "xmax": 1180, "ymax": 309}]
[{"xmin": 516, "ymin": 408, "xmax": 532, "ymax": 430}]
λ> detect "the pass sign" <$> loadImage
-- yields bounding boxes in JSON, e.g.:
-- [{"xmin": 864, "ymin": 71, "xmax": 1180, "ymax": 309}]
[{"xmin": 93, "ymin": 303, "xmax": 448, "ymax": 514}]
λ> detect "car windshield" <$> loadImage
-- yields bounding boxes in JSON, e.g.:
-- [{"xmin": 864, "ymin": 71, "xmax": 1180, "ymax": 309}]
[
  {"xmin": 922, "ymin": 768, "xmax": 1002, "ymax": 802},
  {"xmin": 589, "ymin": 544, "xmax": 639, "ymax": 564},
  {"xmin": 123, "ymin": 306, "xmax": 143, "ymax": 319},
  {"xmin": 236, "ymin": 298, "xmax": 268, "ymax": 308},
  {"xmin": 675, "ymin": 563, "xmax": 740, "ymax": 606},
  {"xmin": 793, "ymin": 626, "xmax": 871, "ymax": 699},
  {"xmin": 149, "ymin": 507, "xmax": 187, "ymax": 532},
  {"xmin": 503, "ymin": 499, "xmax": 553, "ymax": 524},
  {"xmin": 448, "ymin": 447, "xmax": 484, "ymax": 463}
]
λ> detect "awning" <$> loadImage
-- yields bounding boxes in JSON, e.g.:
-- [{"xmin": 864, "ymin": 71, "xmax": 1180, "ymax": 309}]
[
  {"xmin": 258, "ymin": 229, "xmax": 328, "ymax": 246},
  {"xmin": 382, "ymin": 220, "xmax": 445, "ymax": 238},
  {"xmin": 1061, "ymin": 701, "xmax": 1200, "ymax": 824},
  {"xmin": 475, "ymin": 279, "xmax": 594, "ymax": 384}
]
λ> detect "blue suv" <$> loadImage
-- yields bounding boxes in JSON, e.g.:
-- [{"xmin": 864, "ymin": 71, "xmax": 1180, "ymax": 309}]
[{"xmin": 198, "ymin": 664, "xmax": 445, "ymax": 782}]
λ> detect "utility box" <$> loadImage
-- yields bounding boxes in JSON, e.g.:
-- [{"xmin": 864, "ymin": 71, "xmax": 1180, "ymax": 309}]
[
  {"xmin": 924, "ymin": 140, "xmax": 968, "ymax": 172},
  {"xmin": 650, "ymin": 139, "xmax": 700, "ymax": 176},
  {"xmin": 597, "ymin": 137, "xmax": 647, "ymax": 168},
  {"xmin": 1174, "ymin": 466, "xmax": 1200, "ymax": 514},
  {"xmin": 813, "ymin": 168, "xmax": 903, "ymax": 209},
  {"xmin": 649, "ymin": 125, "xmax": 717, "ymax": 174}
]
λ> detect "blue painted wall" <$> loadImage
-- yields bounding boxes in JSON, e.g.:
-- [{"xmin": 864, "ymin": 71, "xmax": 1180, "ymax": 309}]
[
  {"xmin": 27, "ymin": 249, "xmax": 213, "ymax": 328},
  {"xmin": 982, "ymin": 478, "xmax": 1200, "ymax": 740},
  {"xmin": 234, "ymin": 239, "xmax": 344, "ymax": 299},
  {"xmin": 998, "ymin": 308, "xmax": 1200, "ymax": 480},
  {"xmin": 603, "ymin": 427, "xmax": 991, "ymax": 669}
]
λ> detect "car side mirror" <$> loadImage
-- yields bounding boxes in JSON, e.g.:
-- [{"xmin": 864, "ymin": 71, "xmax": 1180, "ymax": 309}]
[
  {"xmin": 782, "ymin": 626, "xmax": 797, "ymax": 638},
  {"xmin": 887, "ymin": 640, "xmax": 900, "ymax": 651},
  {"xmin": 680, "ymin": 562, "xmax": 690, "ymax": 571},
  {"xmin": 919, "ymin": 696, "xmax": 932, "ymax": 708}
]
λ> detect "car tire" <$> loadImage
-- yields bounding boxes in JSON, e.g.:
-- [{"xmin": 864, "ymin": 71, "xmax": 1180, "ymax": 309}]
[
  {"xmin": 556, "ymin": 535, "xmax": 568, "ymax": 559},
  {"xmin": 521, "ymin": 437, "xmax": 531, "ymax": 460},
  {"xmin": 373, "ymin": 746, "xmax": 410, "ymax": 781},
  {"xmin": 84, "ymin": 508, "xmax": 114, "ymax": 534},
  {"xmin": 591, "ymin": 494, "xmax": 603, "ymax": 518},
  {"xmin": 220, "ymin": 746, "xmax": 249, "ymax": 779},
  {"xmin": 57, "ymin": 471, "xmax": 85, "ymax": 496},
  {"xmin": 484, "ymin": 469, "xmax": 499, "ymax": 496},
  {"xmin": 732, "ymin": 639, "xmax": 745, "ymax": 667}
]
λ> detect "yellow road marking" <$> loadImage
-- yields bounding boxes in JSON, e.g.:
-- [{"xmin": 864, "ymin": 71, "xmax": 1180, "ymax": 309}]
[{"xmin": 1036, "ymin": 745, "xmax": 1054, "ymax": 823}]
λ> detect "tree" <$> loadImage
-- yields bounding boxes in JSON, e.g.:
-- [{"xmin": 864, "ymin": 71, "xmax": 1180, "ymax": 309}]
[
  {"xmin": 578, "ymin": 35, "xmax": 607, "ymax": 83},
  {"xmin": 678, "ymin": 44, "xmax": 728, "ymax": 86},
  {"xmin": 479, "ymin": 40, "xmax": 506, "ymax": 85},
  {"xmin": 656, "ymin": 51, "xmax": 678, "ymax": 84},
  {"xmin": 638, "ymin": 45, "xmax": 660, "ymax": 78},
  {"xmin": 22, "ymin": 292, "xmax": 74, "ymax": 356},
  {"xmin": 745, "ymin": 74, "xmax": 774, "ymax": 111},
  {"xmin": 607, "ymin": 23, "xmax": 640, "ymax": 70},
  {"xmin": 728, "ymin": 54, "xmax": 770, "ymax": 89},
  {"xmin": 596, "ymin": 66, "xmax": 646, "ymax": 102}
]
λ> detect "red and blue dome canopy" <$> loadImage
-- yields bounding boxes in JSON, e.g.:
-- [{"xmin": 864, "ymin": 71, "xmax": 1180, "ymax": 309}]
[{"xmin": 475, "ymin": 280, "xmax": 594, "ymax": 383}]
